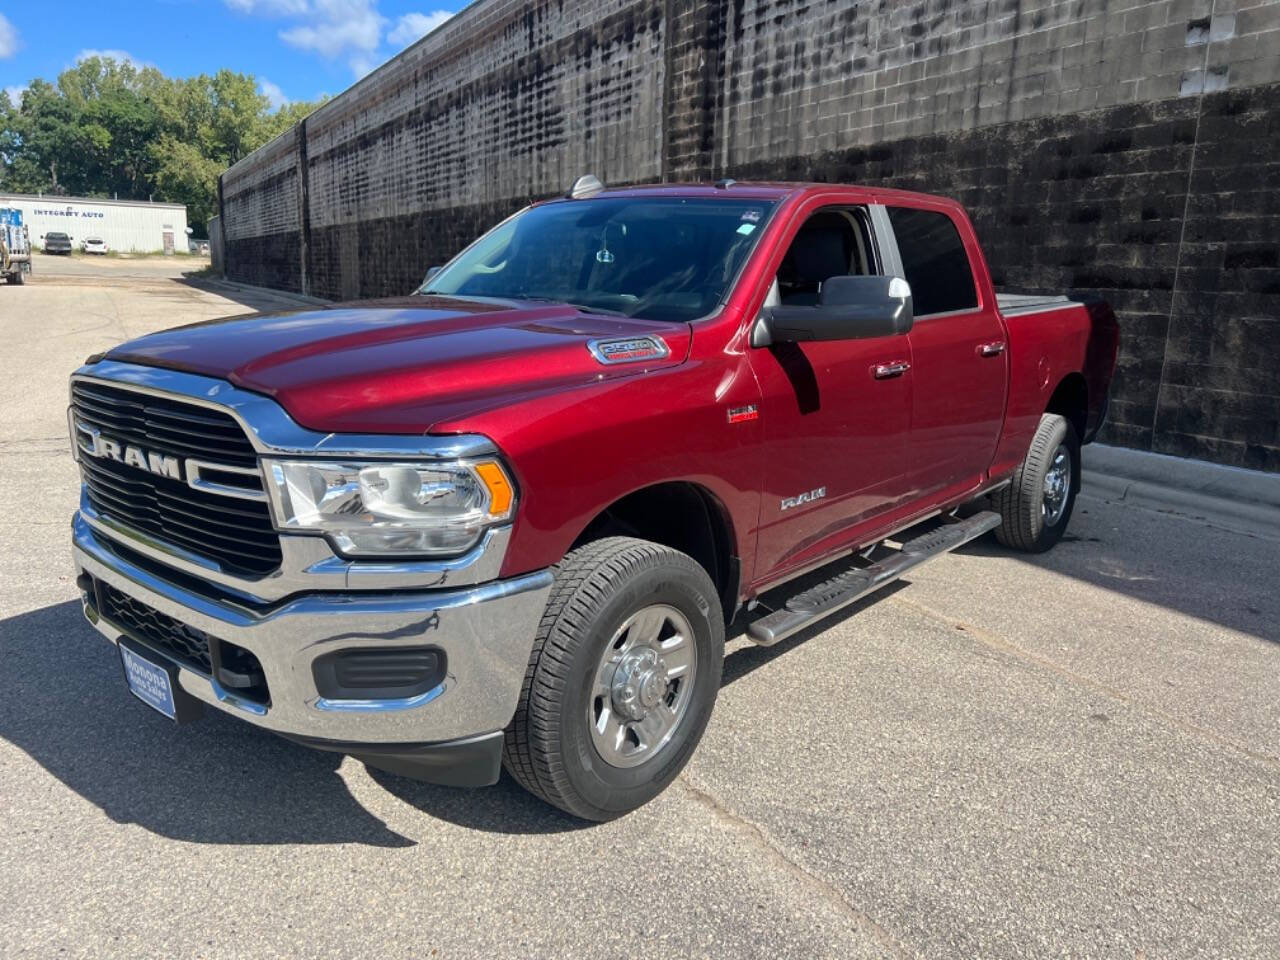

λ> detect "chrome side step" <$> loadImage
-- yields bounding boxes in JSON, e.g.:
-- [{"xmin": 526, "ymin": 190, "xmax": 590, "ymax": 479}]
[{"xmin": 744, "ymin": 511, "xmax": 1001, "ymax": 646}]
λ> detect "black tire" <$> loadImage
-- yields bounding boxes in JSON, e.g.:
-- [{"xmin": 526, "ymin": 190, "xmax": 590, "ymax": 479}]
[
  {"xmin": 994, "ymin": 413, "xmax": 1080, "ymax": 552},
  {"xmin": 503, "ymin": 536, "xmax": 725, "ymax": 820},
  {"xmin": 7, "ymin": 270, "xmax": 23, "ymax": 285}
]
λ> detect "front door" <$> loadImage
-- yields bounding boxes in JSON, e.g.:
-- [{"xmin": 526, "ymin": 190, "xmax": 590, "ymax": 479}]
[
  {"xmin": 886, "ymin": 204, "xmax": 1007, "ymax": 500},
  {"xmin": 750, "ymin": 206, "xmax": 913, "ymax": 584}
]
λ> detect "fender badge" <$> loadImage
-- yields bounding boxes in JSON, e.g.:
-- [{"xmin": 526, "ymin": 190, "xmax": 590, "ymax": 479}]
[
  {"xmin": 727, "ymin": 404, "xmax": 759, "ymax": 424},
  {"xmin": 781, "ymin": 487, "xmax": 826, "ymax": 511},
  {"xmin": 587, "ymin": 336, "xmax": 670, "ymax": 365}
]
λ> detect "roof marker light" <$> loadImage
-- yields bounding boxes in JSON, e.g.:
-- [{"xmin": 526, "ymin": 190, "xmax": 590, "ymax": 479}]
[{"xmin": 568, "ymin": 174, "xmax": 605, "ymax": 199}]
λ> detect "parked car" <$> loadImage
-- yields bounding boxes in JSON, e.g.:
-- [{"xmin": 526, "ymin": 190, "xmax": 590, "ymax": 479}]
[
  {"xmin": 43, "ymin": 232, "xmax": 73, "ymax": 255},
  {"xmin": 82, "ymin": 237, "xmax": 109, "ymax": 255},
  {"xmin": 67, "ymin": 179, "xmax": 1118, "ymax": 819}
]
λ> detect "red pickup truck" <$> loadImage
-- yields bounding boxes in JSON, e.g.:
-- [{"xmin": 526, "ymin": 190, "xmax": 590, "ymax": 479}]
[{"xmin": 69, "ymin": 180, "xmax": 1117, "ymax": 819}]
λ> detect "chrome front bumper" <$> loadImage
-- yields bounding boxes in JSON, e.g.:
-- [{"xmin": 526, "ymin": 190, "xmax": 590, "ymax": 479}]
[{"xmin": 72, "ymin": 512, "xmax": 553, "ymax": 746}]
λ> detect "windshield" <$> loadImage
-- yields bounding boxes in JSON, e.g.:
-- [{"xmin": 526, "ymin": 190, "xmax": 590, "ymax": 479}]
[{"xmin": 420, "ymin": 196, "xmax": 777, "ymax": 323}]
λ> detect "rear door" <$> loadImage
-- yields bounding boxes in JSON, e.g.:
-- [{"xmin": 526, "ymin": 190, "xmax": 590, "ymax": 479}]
[{"xmin": 884, "ymin": 203, "xmax": 1007, "ymax": 500}]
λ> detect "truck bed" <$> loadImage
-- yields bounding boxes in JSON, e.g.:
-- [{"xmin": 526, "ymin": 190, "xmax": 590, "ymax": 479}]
[{"xmin": 996, "ymin": 292, "xmax": 1076, "ymax": 316}]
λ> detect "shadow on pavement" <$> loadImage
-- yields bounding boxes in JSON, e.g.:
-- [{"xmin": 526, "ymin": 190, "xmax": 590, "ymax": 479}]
[
  {"xmin": 2, "ymin": 600, "xmax": 594, "ymax": 838},
  {"xmin": 366, "ymin": 768, "xmax": 593, "ymax": 835},
  {"xmin": 722, "ymin": 581, "xmax": 911, "ymax": 688},
  {"xmin": 0, "ymin": 600, "xmax": 414, "ymax": 847},
  {"xmin": 961, "ymin": 507, "xmax": 1279, "ymax": 642}
]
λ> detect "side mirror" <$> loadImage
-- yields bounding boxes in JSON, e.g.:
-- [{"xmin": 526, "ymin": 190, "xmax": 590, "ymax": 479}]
[
  {"xmin": 753, "ymin": 276, "xmax": 913, "ymax": 347},
  {"xmin": 423, "ymin": 265, "xmax": 442, "ymax": 285}
]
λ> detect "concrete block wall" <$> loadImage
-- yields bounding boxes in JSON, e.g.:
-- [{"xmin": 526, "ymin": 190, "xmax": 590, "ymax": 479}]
[
  {"xmin": 221, "ymin": 129, "xmax": 302, "ymax": 292},
  {"xmin": 221, "ymin": 0, "xmax": 1280, "ymax": 471}
]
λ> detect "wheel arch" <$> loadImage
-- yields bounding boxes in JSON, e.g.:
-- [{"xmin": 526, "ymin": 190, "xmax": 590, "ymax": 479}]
[
  {"xmin": 570, "ymin": 481, "xmax": 741, "ymax": 624},
  {"xmin": 1046, "ymin": 372, "xmax": 1088, "ymax": 442}
]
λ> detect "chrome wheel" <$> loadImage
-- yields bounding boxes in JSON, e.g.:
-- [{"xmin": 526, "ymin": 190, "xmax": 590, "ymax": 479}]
[
  {"xmin": 1042, "ymin": 443, "xmax": 1072, "ymax": 527},
  {"xmin": 588, "ymin": 604, "xmax": 698, "ymax": 768}
]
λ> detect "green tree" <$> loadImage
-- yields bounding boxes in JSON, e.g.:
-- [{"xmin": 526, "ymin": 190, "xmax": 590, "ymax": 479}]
[
  {"xmin": 0, "ymin": 58, "xmax": 324, "ymax": 231},
  {"xmin": 149, "ymin": 136, "xmax": 225, "ymax": 227}
]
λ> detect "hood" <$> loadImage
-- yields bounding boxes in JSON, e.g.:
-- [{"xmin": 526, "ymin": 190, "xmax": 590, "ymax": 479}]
[{"xmin": 104, "ymin": 295, "xmax": 690, "ymax": 433}]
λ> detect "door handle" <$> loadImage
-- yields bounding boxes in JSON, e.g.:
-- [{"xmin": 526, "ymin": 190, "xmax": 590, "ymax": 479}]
[
  {"xmin": 873, "ymin": 361, "xmax": 911, "ymax": 380},
  {"xmin": 978, "ymin": 341, "xmax": 1006, "ymax": 357}
]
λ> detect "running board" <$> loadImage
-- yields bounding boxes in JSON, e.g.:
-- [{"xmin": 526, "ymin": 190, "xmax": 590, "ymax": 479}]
[{"xmin": 745, "ymin": 511, "xmax": 1001, "ymax": 646}]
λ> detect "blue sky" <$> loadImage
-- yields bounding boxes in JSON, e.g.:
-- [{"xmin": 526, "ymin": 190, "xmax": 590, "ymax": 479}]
[{"xmin": 0, "ymin": 1, "xmax": 469, "ymax": 108}]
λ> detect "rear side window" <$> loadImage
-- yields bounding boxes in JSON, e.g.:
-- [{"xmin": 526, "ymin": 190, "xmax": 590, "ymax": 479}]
[{"xmin": 886, "ymin": 207, "xmax": 978, "ymax": 316}]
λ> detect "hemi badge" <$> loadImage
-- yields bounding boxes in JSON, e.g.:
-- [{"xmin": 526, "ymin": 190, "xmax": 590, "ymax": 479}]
[
  {"xmin": 727, "ymin": 404, "xmax": 759, "ymax": 424},
  {"xmin": 587, "ymin": 336, "xmax": 671, "ymax": 365}
]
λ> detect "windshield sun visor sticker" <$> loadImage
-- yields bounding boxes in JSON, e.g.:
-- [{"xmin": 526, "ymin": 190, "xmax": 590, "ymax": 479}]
[{"xmin": 587, "ymin": 336, "xmax": 671, "ymax": 365}]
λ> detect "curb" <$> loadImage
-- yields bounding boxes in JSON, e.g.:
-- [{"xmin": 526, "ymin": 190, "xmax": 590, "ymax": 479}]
[
  {"xmin": 197, "ymin": 276, "xmax": 330, "ymax": 307},
  {"xmin": 1082, "ymin": 444, "xmax": 1280, "ymax": 538}
]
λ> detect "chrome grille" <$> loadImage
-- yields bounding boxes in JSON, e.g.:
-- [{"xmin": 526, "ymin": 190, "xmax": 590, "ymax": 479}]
[
  {"xmin": 71, "ymin": 380, "xmax": 282, "ymax": 577},
  {"xmin": 71, "ymin": 380, "xmax": 258, "ymax": 468}
]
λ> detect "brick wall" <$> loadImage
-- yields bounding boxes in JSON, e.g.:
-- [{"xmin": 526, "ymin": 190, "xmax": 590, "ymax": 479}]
[{"xmin": 222, "ymin": 0, "xmax": 1280, "ymax": 470}]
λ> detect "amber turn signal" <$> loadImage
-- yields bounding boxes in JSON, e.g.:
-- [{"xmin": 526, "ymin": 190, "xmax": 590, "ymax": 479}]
[{"xmin": 474, "ymin": 461, "xmax": 514, "ymax": 517}]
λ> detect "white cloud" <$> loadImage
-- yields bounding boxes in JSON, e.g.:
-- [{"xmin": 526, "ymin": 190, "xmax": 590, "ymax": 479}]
[
  {"xmin": 76, "ymin": 49, "xmax": 155, "ymax": 69},
  {"xmin": 3, "ymin": 84, "xmax": 25, "ymax": 105},
  {"xmin": 280, "ymin": 0, "xmax": 385, "ymax": 74},
  {"xmin": 348, "ymin": 54, "xmax": 381, "ymax": 79},
  {"xmin": 387, "ymin": 10, "xmax": 453, "ymax": 48},
  {"xmin": 259, "ymin": 78, "xmax": 290, "ymax": 110},
  {"xmin": 0, "ymin": 14, "xmax": 20, "ymax": 60},
  {"xmin": 223, "ymin": 0, "xmax": 309, "ymax": 14},
  {"xmin": 239, "ymin": 0, "xmax": 441, "ymax": 79}
]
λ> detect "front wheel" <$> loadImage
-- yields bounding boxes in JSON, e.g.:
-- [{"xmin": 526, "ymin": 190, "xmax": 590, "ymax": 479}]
[
  {"xmin": 503, "ymin": 537, "xmax": 724, "ymax": 820},
  {"xmin": 993, "ymin": 413, "xmax": 1080, "ymax": 552}
]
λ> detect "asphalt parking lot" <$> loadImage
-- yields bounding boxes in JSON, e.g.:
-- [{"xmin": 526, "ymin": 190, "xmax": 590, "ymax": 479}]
[{"xmin": 1, "ymin": 256, "xmax": 1277, "ymax": 959}]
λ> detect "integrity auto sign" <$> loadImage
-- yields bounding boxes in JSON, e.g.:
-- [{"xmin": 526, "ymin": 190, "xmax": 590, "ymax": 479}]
[{"xmin": 32, "ymin": 206, "xmax": 106, "ymax": 219}]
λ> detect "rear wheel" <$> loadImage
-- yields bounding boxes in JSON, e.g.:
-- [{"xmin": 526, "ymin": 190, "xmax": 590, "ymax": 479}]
[
  {"xmin": 7, "ymin": 270, "xmax": 23, "ymax": 285},
  {"xmin": 503, "ymin": 537, "xmax": 724, "ymax": 820},
  {"xmin": 994, "ymin": 413, "xmax": 1080, "ymax": 552}
]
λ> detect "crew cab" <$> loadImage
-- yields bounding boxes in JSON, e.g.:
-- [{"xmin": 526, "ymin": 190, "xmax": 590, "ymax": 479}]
[{"xmin": 68, "ymin": 180, "xmax": 1117, "ymax": 819}]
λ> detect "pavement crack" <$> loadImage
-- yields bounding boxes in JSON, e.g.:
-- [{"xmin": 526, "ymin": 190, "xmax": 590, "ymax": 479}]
[
  {"xmin": 889, "ymin": 594, "xmax": 1280, "ymax": 770},
  {"xmin": 0, "ymin": 437, "xmax": 71, "ymax": 455},
  {"xmin": 676, "ymin": 775, "xmax": 911, "ymax": 959}
]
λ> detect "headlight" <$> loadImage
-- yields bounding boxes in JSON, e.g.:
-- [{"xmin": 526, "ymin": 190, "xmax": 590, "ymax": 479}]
[{"xmin": 264, "ymin": 458, "xmax": 515, "ymax": 557}]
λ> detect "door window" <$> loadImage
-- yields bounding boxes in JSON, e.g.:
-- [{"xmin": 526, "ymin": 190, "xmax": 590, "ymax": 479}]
[
  {"xmin": 886, "ymin": 207, "xmax": 977, "ymax": 317},
  {"xmin": 773, "ymin": 208, "xmax": 877, "ymax": 306}
]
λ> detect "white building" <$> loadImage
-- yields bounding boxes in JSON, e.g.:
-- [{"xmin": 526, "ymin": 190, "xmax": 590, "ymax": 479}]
[{"xmin": 0, "ymin": 194, "xmax": 189, "ymax": 254}]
